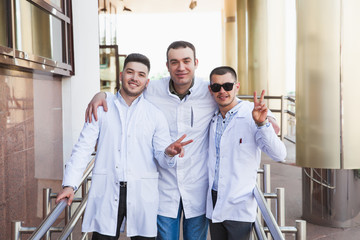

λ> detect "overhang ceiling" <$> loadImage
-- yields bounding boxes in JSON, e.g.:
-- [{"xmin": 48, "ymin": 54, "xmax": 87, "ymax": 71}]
[{"xmin": 100, "ymin": 0, "xmax": 224, "ymax": 13}]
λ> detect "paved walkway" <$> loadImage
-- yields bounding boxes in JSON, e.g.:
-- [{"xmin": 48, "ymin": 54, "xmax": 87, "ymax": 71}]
[{"xmin": 263, "ymin": 140, "xmax": 360, "ymax": 240}]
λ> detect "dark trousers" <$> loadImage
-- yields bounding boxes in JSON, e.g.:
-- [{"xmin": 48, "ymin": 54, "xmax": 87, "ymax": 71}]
[
  {"xmin": 92, "ymin": 184, "xmax": 155, "ymax": 240},
  {"xmin": 209, "ymin": 190, "xmax": 253, "ymax": 240}
]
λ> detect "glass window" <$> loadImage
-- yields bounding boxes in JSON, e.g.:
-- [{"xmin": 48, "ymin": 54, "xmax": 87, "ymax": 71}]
[
  {"xmin": 15, "ymin": 0, "xmax": 63, "ymax": 63},
  {"xmin": 0, "ymin": 0, "xmax": 73, "ymax": 75},
  {"xmin": 0, "ymin": 0, "xmax": 11, "ymax": 48},
  {"xmin": 47, "ymin": 0, "xmax": 62, "ymax": 10}
]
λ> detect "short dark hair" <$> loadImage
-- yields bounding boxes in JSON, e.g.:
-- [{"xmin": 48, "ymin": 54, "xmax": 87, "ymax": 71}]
[
  {"xmin": 209, "ymin": 66, "xmax": 237, "ymax": 83},
  {"xmin": 166, "ymin": 41, "xmax": 196, "ymax": 62},
  {"xmin": 123, "ymin": 53, "xmax": 151, "ymax": 72}
]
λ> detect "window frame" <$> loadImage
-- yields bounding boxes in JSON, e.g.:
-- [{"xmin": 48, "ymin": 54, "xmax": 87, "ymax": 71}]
[{"xmin": 0, "ymin": 0, "xmax": 74, "ymax": 76}]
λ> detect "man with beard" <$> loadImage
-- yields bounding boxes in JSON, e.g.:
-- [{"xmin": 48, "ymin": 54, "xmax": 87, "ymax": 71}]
[
  {"xmin": 84, "ymin": 42, "xmax": 281, "ymax": 240},
  {"xmin": 206, "ymin": 66, "xmax": 287, "ymax": 240},
  {"xmin": 56, "ymin": 53, "xmax": 192, "ymax": 240}
]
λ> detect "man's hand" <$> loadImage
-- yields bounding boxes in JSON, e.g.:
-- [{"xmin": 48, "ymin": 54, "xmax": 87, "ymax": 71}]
[
  {"xmin": 165, "ymin": 134, "xmax": 193, "ymax": 158},
  {"xmin": 56, "ymin": 187, "xmax": 75, "ymax": 206},
  {"xmin": 85, "ymin": 92, "xmax": 108, "ymax": 123},
  {"xmin": 252, "ymin": 90, "xmax": 268, "ymax": 125}
]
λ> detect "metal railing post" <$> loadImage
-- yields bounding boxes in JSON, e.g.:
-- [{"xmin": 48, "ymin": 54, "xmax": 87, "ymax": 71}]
[
  {"xmin": 43, "ymin": 188, "xmax": 52, "ymax": 240},
  {"xmin": 58, "ymin": 194, "xmax": 88, "ymax": 240},
  {"xmin": 263, "ymin": 164, "xmax": 271, "ymax": 207},
  {"xmin": 280, "ymin": 95, "xmax": 285, "ymax": 140},
  {"xmin": 11, "ymin": 221, "xmax": 21, "ymax": 240},
  {"xmin": 65, "ymin": 205, "xmax": 71, "ymax": 240},
  {"xmin": 276, "ymin": 188, "xmax": 285, "ymax": 227},
  {"xmin": 296, "ymin": 220, "xmax": 307, "ymax": 240},
  {"xmin": 43, "ymin": 188, "xmax": 51, "ymax": 218}
]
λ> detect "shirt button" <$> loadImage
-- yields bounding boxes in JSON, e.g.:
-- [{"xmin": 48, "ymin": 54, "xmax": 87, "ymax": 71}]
[{"xmin": 116, "ymin": 166, "xmax": 118, "ymax": 169}]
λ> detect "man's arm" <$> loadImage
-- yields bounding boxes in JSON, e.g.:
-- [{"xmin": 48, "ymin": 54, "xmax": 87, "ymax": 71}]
[
  {"xmin": 61, "ymin": 109, "xmax": 102, "ymax": 202},
  {"xmin": 85, "ymin": 92, "xmax": 108, "ymax": 123}
]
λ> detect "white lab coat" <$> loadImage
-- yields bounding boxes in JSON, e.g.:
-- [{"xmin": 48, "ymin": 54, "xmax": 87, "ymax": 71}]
[
  {"xmin": 106, "ymin": 77, "xmax": 217, "ymax": 218},
  {"xmin": 62, "ymin": 93, "xmax": 174, "ymax": 237},
  {"xmin": 144, "ymin": 77, "xmax": 217, "ymax": 218},
  {"xmin": 206, "ymin": 100, "xmax": 287, "ymax": 223}
]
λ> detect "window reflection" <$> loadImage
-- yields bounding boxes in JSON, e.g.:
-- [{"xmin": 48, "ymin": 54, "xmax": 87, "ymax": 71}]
[
  {"xmin": 100, "ymin": 47, "xmax": 118, "ymax": 93},
  {"xmin": 46, "ymin": 0, "xmax": 62, "ymax": 10},
  {"xmin": 0, "ymin": 0, "xmax": 11, "ymax": 48},
  {"xmin": 15, "ymin": 0, "xmax": 63, "ymax": 63}
]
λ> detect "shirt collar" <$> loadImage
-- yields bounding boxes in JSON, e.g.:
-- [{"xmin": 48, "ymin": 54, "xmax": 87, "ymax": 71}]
[
  {"xmin": 215, "ymin": 98, "xmax": 242, "ymax": 118},
  {"xmin": 116, "ymin": 91, "xmax": 143, "ymax": 106},
  {"xmin": 169, "ymin": 78, "xmax": 195, "ymax": 100}
]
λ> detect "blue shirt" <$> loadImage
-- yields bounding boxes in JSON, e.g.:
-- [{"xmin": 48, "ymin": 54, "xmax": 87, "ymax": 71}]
[{"xmin": 212, "ymin": 100, "xmax": 242, "ymax": 191}]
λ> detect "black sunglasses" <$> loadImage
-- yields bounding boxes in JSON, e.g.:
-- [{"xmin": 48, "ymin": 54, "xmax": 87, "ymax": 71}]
[{"xmin": 210, "ymin": 82, "xmax": 235, "ymax": 92}]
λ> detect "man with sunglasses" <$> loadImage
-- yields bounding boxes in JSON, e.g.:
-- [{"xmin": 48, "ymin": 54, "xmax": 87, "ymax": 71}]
[
  {"xmin": 206, "ymin": 66, "xmax": 287, "ymax": 240},
  {"xmin": 84, "ymin": 42, "xmax": 281, "ymax": 240}
]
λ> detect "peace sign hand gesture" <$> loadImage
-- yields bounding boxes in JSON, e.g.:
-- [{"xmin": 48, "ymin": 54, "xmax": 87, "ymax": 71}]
[
  {"xmin": 252, "ymin": 90, "xmax": 268, "ymax": 125},
  {"xmin": 165, "ymin": 134, "xmax": 193, "ymax": 158}
]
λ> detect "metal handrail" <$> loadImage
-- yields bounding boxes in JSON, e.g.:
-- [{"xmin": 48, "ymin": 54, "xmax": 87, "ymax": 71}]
[
  {"xmin": 255, "ymin": 164, "xmax": 306, "ymax": 240},
  {"xmin": 28, "ymin": 200, "xmax": 68, "ymax": 240},
  {"xmin": 58, "ymin": 194, "xmax": 89, "ymax": 240},
  {"xmin": 254, "ymin": 218, "xmax": 267, "ymax": 239},
  {"xmin": 28, "ymin": 156, "xmax": 95, "ymax": 240},
  {"xmin": 254, "ymin": 184, "xmax": 285, "ymax": 240}
]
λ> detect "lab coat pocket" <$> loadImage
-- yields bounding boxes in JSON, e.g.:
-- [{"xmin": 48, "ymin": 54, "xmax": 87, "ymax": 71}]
[
  {"xmin": 89, "ymin": 170, "xmax": 107, "ymax": 198},
  {"xmin": 140, "ymin": 172, "xmax": 159, "ymax": 203}
]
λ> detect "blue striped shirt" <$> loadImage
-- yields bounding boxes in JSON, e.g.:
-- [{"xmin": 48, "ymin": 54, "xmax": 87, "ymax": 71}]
[{"xmin": 212, "ymin": 100, "xmax": 242, "ymax": 191}]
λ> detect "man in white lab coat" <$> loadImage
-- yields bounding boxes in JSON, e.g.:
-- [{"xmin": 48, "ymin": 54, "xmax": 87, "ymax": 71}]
[
  {"xmin": 84, "ymin": 41, "xmax": 281, "ymax": 240},
  {"xmin": 56, "ymin": 53, "xmax": 192, "ymax": 240},
  {"xmin": 206, "ymin": 66, "xmax": 287, "ymax": 240},
  {"xmin": 86, "ymin": 41, "xmax": 216, "ymax": 240}
]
